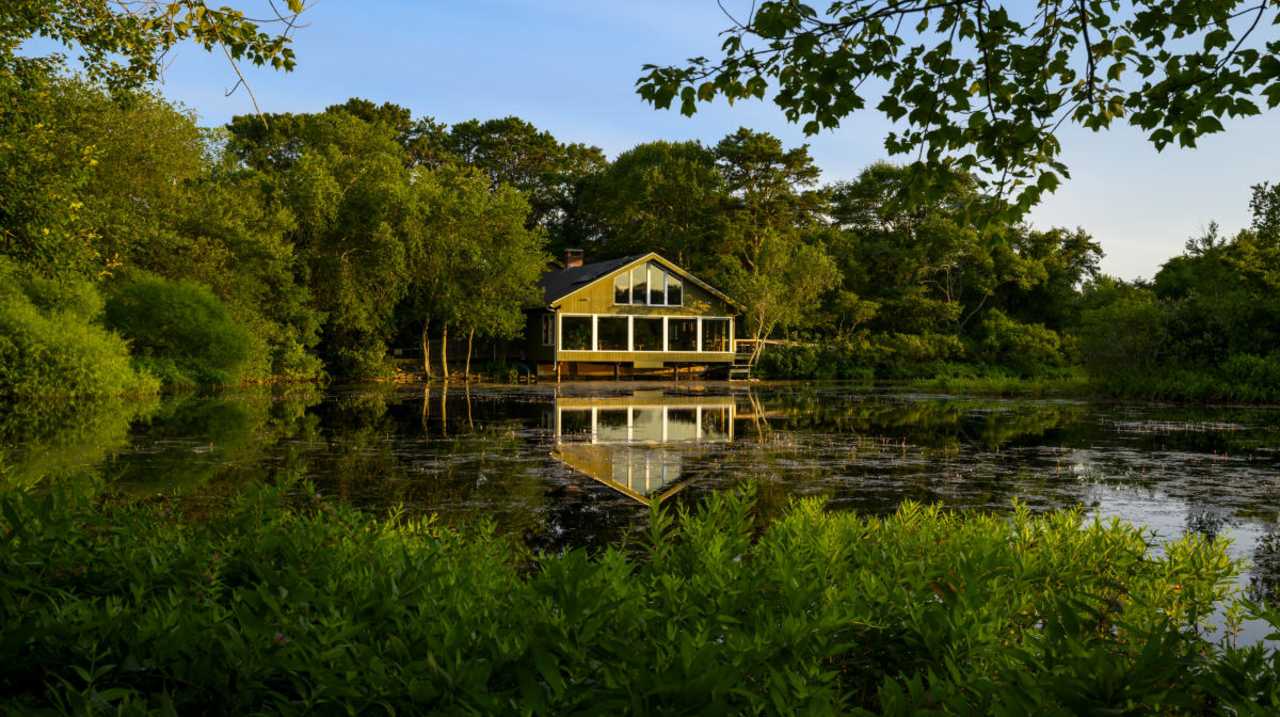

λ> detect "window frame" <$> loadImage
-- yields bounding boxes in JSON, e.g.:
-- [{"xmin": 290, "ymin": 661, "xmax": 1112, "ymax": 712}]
[
  {"xmin": 631, "ymin": 317, "xmax": 665, "ymax": 352},
  {"xmin": 541, "ymin": 313, "xmax": 555, "ymax": 347},
  {"xmin": 558, "ymin": 314, "xmax": 594, "ymax": 352},
  {"xmin": 613, "ymin": 271, "xmax": 631, "ymax": 305},
  {"xmin": 554, "ymin": 313, "xmax": 735, "ymax": 353}
]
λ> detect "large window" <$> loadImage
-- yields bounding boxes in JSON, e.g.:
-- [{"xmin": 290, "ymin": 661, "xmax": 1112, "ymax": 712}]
[
  {"xmin": 701, "ymin": 318, "xmax": 730, "ymax": 352},
  {"xmin": 648, "ymin": 265, "xmax": 665, "ymax": 305},
  {"xmin": 597, "ymin": 317, "xmax": 628, "ymax": 351},
  {"xmin": 633, "ymin": 318, "xmax": 663, "ymax": 351},
  {"xmin": 614, "ymin": 273, "xmax": 630, "ymax": 304},
  {"xmin": 630, "ymin": 267, "xmax": 647, "ymax": 305},
  {"xmin": 555, "ymin": 314, "xmax": 735, "ymax": 353},
  {"xmin": 616, "ymin": 262, "xmax": 683, "ymax": 306},
  {"xmin": 668, "ymin": 318, "xmax": 697, "ymax": 351},
  {"xmin": 561, "ymin": 316, "xmax": 592, "ymax": 350},
  {"xmin": 666, "ymin": 275, "xmax": 683, "ymax": 305}
]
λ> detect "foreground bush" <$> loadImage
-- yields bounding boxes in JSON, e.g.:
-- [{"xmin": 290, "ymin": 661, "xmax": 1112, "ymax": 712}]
[
  {"xmin": 0, "ymin": 259, "xmax": 158, "ymax": 437},
  {"xmin": 2, "ymin": 487, "xmax": 1279, "ymax": 715},
  {"xmin": 103, "ymin": 275, "xmax": 252, "ymax": 387}
]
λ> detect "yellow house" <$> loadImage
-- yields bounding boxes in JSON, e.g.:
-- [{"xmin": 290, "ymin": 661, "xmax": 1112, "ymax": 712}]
[{"xmin": 522, "ymin": 250, "xmax": 742, "ymax": 379}]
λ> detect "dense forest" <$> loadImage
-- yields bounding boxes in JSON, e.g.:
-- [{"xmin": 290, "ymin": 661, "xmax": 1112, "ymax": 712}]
[{"xmin": 3, "ymin": 59, "xmax": 1280, "ymax": 437}]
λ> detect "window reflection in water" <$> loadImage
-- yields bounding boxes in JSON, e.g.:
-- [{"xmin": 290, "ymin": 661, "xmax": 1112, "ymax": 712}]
[{"xmin": 550, "ymin": 393, "xmax": 735, "ymax": 502}]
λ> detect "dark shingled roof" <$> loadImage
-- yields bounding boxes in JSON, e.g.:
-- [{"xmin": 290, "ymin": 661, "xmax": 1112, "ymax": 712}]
[{"xmin": 538, "ymin": 254, "xmax": 643, "ymax": 305}]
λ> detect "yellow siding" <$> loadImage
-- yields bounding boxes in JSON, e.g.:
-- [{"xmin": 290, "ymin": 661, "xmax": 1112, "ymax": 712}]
[
  {"xmin": 558, "ymin": 350, "xmax": 734, "ymax": 364},
  {"xmin": 552, "ymin": 260, "xmax": 734, "ymax": 317}
]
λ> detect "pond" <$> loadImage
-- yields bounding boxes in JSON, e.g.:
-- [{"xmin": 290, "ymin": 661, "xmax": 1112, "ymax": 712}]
[{"xmin": 7, "ymin": 381, "xmax": 1280, "ymax": 608}]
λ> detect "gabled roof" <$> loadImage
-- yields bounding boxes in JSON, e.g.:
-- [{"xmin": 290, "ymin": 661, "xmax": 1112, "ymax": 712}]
[
  {"xmin": 539, "ymin": 254, "xmax": 643, "ymax": 305},
  {"xmin": 539, "ymin": 252, "xmax": 742, "ymax": 310}
]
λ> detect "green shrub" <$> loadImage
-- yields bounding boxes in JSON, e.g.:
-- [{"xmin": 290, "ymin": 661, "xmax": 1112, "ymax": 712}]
[
  {"xmin": 1078, "ymin": 296, "xmax": 1167, "ymax": 379},
  {"xmin": 104, "ymin": 275, "xmax": 252, "ymax": 386},
  {"xmin": 1221, "ymin": 353, "xmax": 1280, "ymax": 396},
  {"xmin": 977, "ymin": 309, "xmax": 1065, "ymax": 376},
  {"xmin": 0, "ymin": 259, "xmax": 157, "ymax": 437},
  {"xmin": 1, "ymin": 485, "xmax": 1275, "ymax": 715}
]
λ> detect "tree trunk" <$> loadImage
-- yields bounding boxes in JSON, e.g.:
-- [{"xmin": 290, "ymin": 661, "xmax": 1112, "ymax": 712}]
[
  {"xmin": 440, "ymin": 323, "xmax": 449, "ymax": 380},
  {"xmin": 464, "ymin": 328, "xmax": 475, "ymax": 382},
  {"xmin": 421, "ymin": 321, "xmax": 432, "ymax": 378}
]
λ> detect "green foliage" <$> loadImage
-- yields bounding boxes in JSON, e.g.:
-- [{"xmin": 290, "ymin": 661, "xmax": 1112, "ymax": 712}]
[
  {"xmin": 0, "ymin": 66, "xmax": 99, "ymax": 277},
  {"xmin": 2, "ymin": 485, "xmax": 1276, "ymax": 714},
  {"xmin": 103, "ymin": 275, "xmax": 252, "ymax": 387},
  {"xmin": 400, "ymin": 162, "xmax": 545, "ymax": 377},
  {"xmin": 1077, "ymin": 190, "xmax": 1280, "ymax": 402},
  {"xmin": 576, "ymin": 140, "xmax": 725, "ymax": 267},
  {"xmin": 637, "ymin": 1, "xmax": 1280, "ymax": 216},
  {"xmin": 2, "ymin": 0, "xmax": 307, "ymax": 90},
  {"xmin": 977, "ymin": 309, "xmax": 1066, "ymax": 377},
  {"xmin": 447, "ymin": 116, "xmax": 607, "ymax": 246},
  {"xmin": 0, "ymin": 259, "xmax": 157, "ymax": 436}
]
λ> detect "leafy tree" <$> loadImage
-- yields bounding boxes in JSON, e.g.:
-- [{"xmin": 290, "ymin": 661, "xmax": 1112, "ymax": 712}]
[
  {"xmin": 638, "ymin": 1, "xmax": 1280, "ymax": 214},
  {"xmin": 575, "ymin": 140, "xmax": 726, "ymax": 268},
  {"xmin": 711, "ymin": 129, "xmax": 839, "ymax": 363},
  {"xmin": 0, "ymin": 66, "xmax": 100, "ymax": 277},
  {"xmin": 2, "ymin": 0, "xmax": 307, "ymax": 91},
  {"xmin": 277, "ymin": 111, "xmax": 413, "ymax": 376},
  {"xmin": 715, "ymin": 127, "xmax": 826, "ymax": 271},
  {"xmin": 721, "ymin": 237, "xmax": 839, "ymax": 365},
  {"xmin": 171, "ymin": 161, "xmax": 323, "ymax": 381},
  {"xmin": 447, "ymin": 117, "xmax": 606, "ymax": 244},
  {"xmin": 997, "ymin": 227, "xmax": 1103, "ymax": 330},
  {"xmin": 401, "ymin": 164, "xmax": 543, "ymax": 379}
]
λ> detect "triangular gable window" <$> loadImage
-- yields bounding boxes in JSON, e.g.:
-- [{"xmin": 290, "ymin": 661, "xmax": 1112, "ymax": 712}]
[{"xmin": 614, "ymin": 261, "xmax": 683, "ymax": 307}]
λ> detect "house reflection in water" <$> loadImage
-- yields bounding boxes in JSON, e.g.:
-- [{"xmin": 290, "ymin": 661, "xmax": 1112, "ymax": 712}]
[{"xmin": 549, "ymin": 392, "xmax": 735, "ymax": 503}]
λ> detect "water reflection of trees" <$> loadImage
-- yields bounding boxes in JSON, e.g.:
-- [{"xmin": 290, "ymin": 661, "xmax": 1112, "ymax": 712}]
[
  {"xmin": 301, "ymin": 383, "xmax": 553, "ymax": 540},
  {"xmin": 752, "ymin": 391, "xmax": 1085, "ymax": 451},
  {"xmin": 0, "ymin": 394, "xmax": 159, "ymax": 491},
  {"xmin": 108, "ymin": 388, "xmax": 323, "ymax": 495}
]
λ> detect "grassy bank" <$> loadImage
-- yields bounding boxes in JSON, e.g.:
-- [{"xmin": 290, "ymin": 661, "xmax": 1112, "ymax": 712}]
[{"xmin": 3, "ymin": 486, "xmax": 1279, "ymax": 714}]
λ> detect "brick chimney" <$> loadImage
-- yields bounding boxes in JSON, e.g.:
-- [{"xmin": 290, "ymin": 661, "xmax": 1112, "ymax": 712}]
[{"xmin": 564, "ymin": 248, "xmax": 584, "ymax": 268}]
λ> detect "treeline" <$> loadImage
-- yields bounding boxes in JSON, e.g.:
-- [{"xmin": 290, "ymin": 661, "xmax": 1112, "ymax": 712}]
[
  {"xmin": 4, "ymin": 62, "xmax": 1279, "ymax": 422},
  {"xmin": 2, "ymin": 65, "xmax": 556, "ymax": 427}
]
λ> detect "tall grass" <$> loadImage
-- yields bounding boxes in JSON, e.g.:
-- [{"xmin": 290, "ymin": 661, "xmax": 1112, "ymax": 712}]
[{"xmin": 2, "ymin": 485, "xmax": 1278, "ymax": 714}]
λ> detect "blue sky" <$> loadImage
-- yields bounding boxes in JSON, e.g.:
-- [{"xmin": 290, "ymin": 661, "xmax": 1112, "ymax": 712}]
[{"xmin": 78, "ymin": 1, "xmax": 1280, "ymax": 278}]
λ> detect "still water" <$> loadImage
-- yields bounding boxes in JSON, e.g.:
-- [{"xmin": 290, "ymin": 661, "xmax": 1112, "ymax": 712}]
[{"xmin": 8, "ymin": 381, "xmax": 1280, "ymax": 603}]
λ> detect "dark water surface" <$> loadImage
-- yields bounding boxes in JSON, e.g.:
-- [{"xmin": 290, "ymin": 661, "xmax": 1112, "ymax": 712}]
[{"xmin": 10, "ymin": 381, "xmax": 1280, "ymax": 608}]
